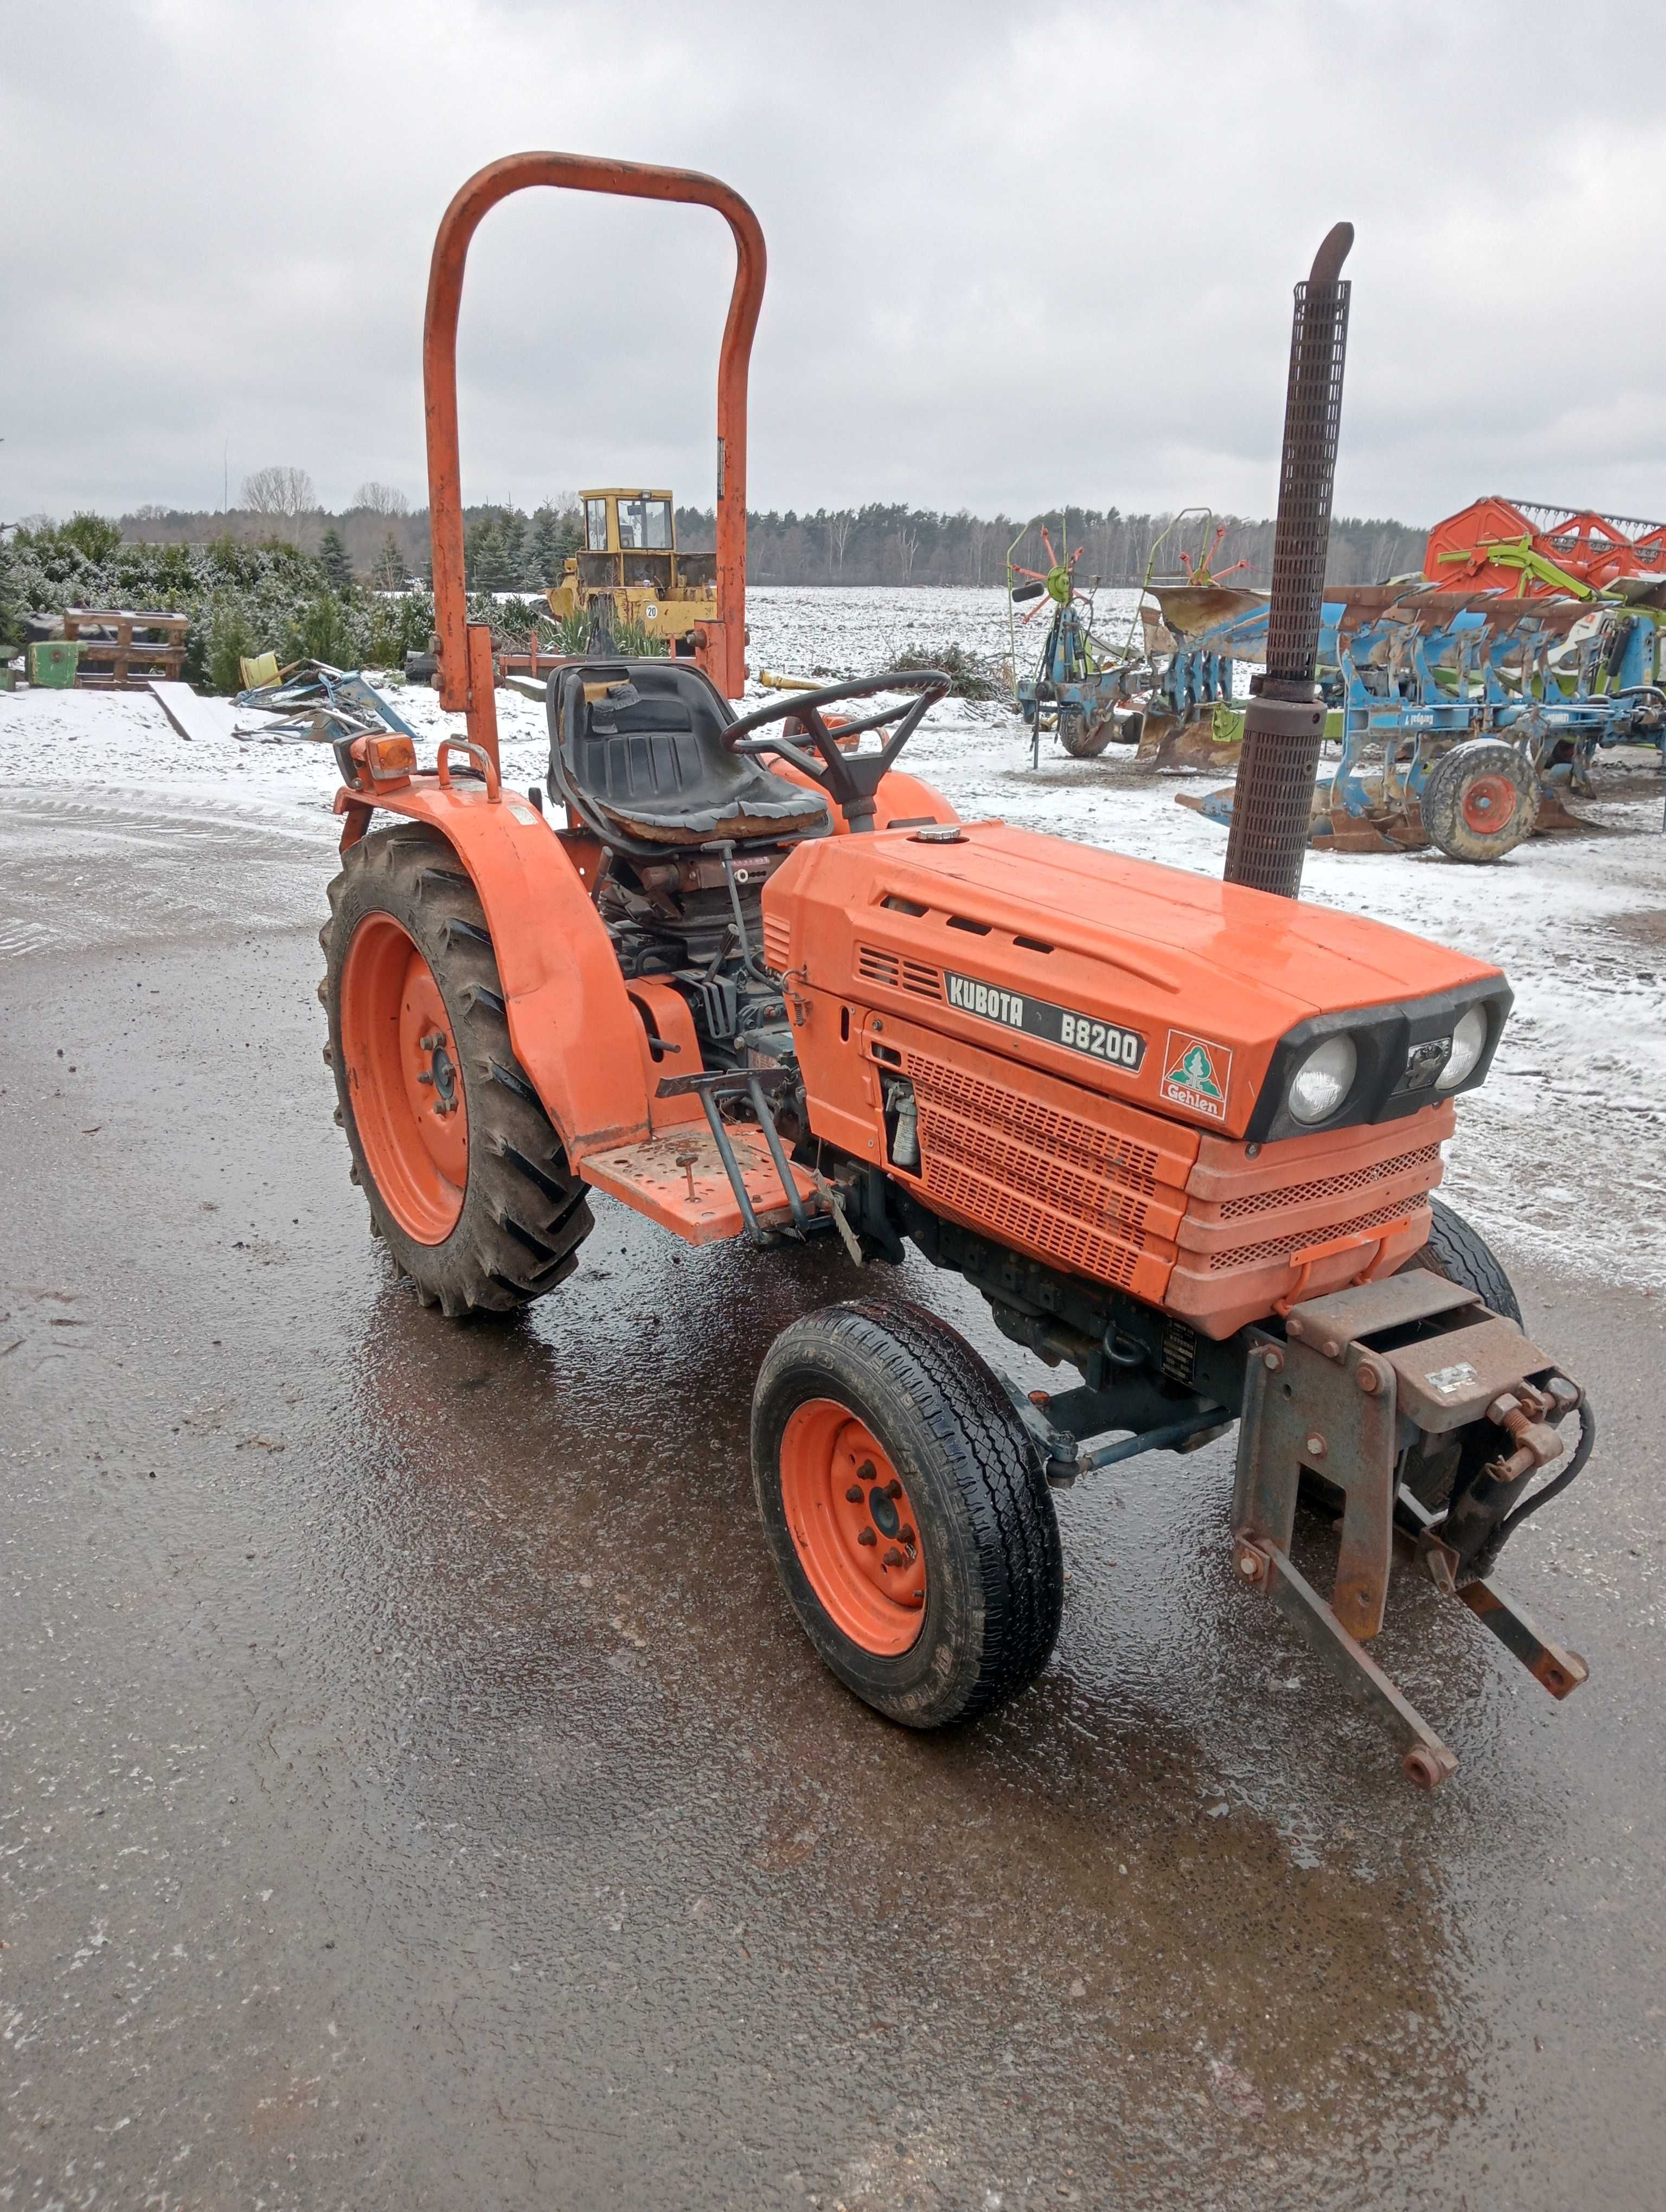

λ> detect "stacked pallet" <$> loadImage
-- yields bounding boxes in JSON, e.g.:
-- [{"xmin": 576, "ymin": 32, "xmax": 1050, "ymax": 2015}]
[{"xmin": 61, "ymin": 608, "xmax": 188, "ymax": 690}]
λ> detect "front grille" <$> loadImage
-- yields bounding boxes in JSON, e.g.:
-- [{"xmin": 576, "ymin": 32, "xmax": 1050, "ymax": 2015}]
[
  {"xmin": 920, "ymin": 1156, "xmax": 1142, "ymax": 1290},
  {"xmin": 1216, "ymin": 1141, "xmax": 1441, "ymax": 1220},
  {"xmin": 905, "ymin": 1048, "xmax": 1163, "ymax": 1188},
  {"xmin": 1209, "ymin": 1192, "xmax": 1417, "ymax": 1270},
  {"xmin": 898, "ymin": 1043, "xmax": 1176, "ymax": 1297},
  {"xmin": 921, "ymin": 1103, "xmax": 1153, "ymax": 1238}
]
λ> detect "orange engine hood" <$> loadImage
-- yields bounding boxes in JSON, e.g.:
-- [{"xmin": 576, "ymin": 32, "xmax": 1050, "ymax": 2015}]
[{"xmin": 764, "ymin": 820, "xmax": 1503, "ymax": 1142}]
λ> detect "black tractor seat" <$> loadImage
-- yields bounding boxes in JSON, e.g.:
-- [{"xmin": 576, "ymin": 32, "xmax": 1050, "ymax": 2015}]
[{"xmin": 547, "ymin": 660, "xmax": 830, "ymax": 853}]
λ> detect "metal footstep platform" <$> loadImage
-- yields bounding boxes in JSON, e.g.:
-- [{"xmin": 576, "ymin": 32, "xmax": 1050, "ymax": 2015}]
[
  {"xmin": 579, "ymin": 1122, "xmax": 821, "ymax": 1246},
  {"xmin": 1230, "ymin": 1270, "xmax": 1588, "ymax": 1789},
  {"xmin": 582, "ymin": 1068, "xmax": 826, "ymax": 1248}
]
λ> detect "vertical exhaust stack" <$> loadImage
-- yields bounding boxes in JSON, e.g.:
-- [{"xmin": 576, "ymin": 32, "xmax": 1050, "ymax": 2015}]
[{"xmin": 1224, "ymin": 223, "xmax": 1354, "ymax": 899}]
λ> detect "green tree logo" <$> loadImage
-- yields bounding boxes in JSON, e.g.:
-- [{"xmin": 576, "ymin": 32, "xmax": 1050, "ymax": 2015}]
[{"xmin": 1168, "ymin": 1041, "xmax": 1221, "ymax": 1099}]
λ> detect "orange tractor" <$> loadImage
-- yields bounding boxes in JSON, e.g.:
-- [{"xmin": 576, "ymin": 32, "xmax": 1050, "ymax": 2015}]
[{"xmin": 322, "ymin": 158, "xmax": 1594, "ymax": 1788}]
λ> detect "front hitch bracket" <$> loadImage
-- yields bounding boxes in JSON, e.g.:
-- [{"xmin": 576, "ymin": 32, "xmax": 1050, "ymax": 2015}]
[{"xmin": 1231, "ymin": 1270, "xmax": 1588, "ymax": 1787}]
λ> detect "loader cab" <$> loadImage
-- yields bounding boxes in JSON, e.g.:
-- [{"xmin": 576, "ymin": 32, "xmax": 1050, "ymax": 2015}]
[
  {"xmin": 581, "ymin": 488, "xmax": 676, "ymax": 577},
  {"xmin": 554, "ymin": 488, "xmax": 719, "ymax": 651}
]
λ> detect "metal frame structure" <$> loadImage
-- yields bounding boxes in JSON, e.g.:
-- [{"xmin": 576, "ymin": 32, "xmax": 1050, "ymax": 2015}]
[{"xmin": 422, "ymin": 151, "xmax": 766, "ymax": 776}]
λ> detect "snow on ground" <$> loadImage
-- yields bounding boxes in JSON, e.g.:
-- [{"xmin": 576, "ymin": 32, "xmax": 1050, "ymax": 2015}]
[{"xmin": 3, "ymin": 585, "xmax": 1662, "ymax": 1289}]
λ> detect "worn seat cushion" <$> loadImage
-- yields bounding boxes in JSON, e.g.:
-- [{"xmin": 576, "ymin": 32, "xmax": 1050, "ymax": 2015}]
[{"xmin": 548, "ymin": 661, "xmax": 828, "ymax": 846}]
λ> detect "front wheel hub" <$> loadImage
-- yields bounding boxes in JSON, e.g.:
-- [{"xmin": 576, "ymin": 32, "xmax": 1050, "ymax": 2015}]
[{"xmin": 778, "ymin": 1401, "xmax": 925, "ymax": 1655}]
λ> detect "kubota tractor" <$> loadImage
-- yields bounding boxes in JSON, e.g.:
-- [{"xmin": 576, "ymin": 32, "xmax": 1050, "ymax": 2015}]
[{"xmin": 321, "ymin": 157, "xmax": 1594, "ymax": 1789}]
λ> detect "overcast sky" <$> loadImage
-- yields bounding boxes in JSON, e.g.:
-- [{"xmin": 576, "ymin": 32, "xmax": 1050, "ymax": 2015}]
[{"xmin": 5, "ymin": 0, "xmax": 1664, "ymax": 531}]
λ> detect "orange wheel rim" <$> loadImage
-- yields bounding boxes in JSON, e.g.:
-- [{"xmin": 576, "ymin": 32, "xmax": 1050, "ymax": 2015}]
[
  {"xmin": 1460, "ymin": 771, "xmax": 1520, "ymax": 835},
  {"xmin": 778, "ymin": 1400, "xmax": 925, "ymax": 1656},
  {"xmin": 339, "ymin": 914, "xmax": 468, "ymax": 1244}
]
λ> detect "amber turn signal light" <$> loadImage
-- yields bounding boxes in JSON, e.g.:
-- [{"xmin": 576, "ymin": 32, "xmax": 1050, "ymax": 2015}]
[{"xmin": 350, "ymin": 733, "xmax": 417, "ymax": 787}]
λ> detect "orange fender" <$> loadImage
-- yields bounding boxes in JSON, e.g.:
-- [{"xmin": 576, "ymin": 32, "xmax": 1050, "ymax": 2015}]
[{"xmin": 337, "ymin": 780, "xmax": 650, "ymax": 1162}]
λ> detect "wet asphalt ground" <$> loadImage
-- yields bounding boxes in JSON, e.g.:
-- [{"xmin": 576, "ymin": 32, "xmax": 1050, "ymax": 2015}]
[{"xmin": 3, "ymin": 788, "xmax": 1664, "ymax": 2211}]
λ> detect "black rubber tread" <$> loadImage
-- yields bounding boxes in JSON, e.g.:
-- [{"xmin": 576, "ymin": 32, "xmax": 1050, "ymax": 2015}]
[
  {"xmin": 1420, "ymin": 739, "xmax": 1536, "ymax": 863},
  {"xmin": 321, "ymin": 823, "xmax": 593, "ymax": 1318},
  {"xmin": 752, "ymin": 1297, "xmax": 1063, "ymax": 1728},
  {"xmin": 1401, "ymin": 1193, "xmax": 1523, "ymax": 1327},
  {"xmin": 1057, "ymin": 704, "xmax": 1112, "ymax": 758}
]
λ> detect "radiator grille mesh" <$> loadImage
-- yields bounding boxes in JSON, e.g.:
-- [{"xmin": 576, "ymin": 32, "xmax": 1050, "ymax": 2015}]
[
  {"xmin": 1216, "ymin": 1142, "xmax": 1440, "ymax": 1220},
  {"xmin": 905, "ymin": 1049, "xmax": 1162, "ymax": 1188},
  {"xmin": 1210, "ymin": 1193, "xmax": 1417, "ymax": 1271},
  {"xmin": 921, "ymin": 1158, "xmax": 1141, "ymax": 1290}
]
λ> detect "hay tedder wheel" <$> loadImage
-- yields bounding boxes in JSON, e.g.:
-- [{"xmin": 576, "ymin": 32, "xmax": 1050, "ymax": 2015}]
[
  {"xmin": 752, "ymin": 1299, "xmax": 1063, "ymax": 1728},
  {"xmin": 1057, "ymin": 703, "xmax": 1112, "ymax": 758},
  {"xmin": 321, "ymin": 824, "xmax": 592, "ymax": 1317},
  {"xmin": 1420, "ymin": 739, "xmax": 1537, "ymax": 862}
]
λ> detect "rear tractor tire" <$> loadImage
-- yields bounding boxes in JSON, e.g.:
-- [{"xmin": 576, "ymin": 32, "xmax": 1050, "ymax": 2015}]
[
  {"xmin": 752, "ymin": 1300, "xmax": 1063, "ymax": 1728},
  {"xmin": 1420, "ymin": 739, "xmax": 1536, "ymax": 862},
  {"xmin": 321, "ymin": 824, "xmax": 593, "ymax": 1317}
]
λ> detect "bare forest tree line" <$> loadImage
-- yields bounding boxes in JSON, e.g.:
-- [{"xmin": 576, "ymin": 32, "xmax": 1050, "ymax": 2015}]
[{"xmin": 114, "ymin": 492, "xmax": 1428, "ymax": 592}]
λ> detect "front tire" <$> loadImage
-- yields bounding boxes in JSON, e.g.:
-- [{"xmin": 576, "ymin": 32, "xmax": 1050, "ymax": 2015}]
[
  {"xmin": 752, "ymin": 1300, "xmax": 1063, "ymax": 1727},
  {"xmin": 322, "ymin": 824, "xmax": 593, "ymax": 1316},
  {"xmin": 1401, "ymin": 1194, "xmax": 1523, "ymax": 1326}
]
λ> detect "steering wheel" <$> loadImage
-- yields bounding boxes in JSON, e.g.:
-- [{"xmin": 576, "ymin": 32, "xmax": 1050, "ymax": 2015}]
[{"xmin": 723, "ymin": 668, "xmax": 950, "ymax": 831}]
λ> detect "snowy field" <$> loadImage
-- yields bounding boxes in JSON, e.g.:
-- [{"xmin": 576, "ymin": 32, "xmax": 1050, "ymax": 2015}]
[{"xmin": 3, "ymin": 584, "xmax": 1662, "ymax": 1290}]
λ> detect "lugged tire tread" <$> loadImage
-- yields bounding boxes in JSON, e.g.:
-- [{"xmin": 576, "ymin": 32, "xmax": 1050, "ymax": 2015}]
[{"xmin": 322, "ymin": 823, "xmax": 592, "ymax": 1317}]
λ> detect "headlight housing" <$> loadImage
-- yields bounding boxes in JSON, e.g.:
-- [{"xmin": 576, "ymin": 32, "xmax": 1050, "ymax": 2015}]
[
  {"xmin": 1286, "ymin": 1034, "xmax": 1358, "ymax": 1124},
  {"xmin": 1242, "ymin": 982, "xmax": 1511, "ymax": 1144}
]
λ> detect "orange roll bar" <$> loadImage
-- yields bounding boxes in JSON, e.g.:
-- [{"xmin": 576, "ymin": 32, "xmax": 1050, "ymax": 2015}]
[{"xmin": 422, "ymin": 152, "xmax": 767, "ymax": 769}]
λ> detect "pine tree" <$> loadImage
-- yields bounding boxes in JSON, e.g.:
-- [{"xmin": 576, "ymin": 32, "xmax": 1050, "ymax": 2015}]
[
  {"xmin": 468, "ymin": 518, "xmax": 509, "ymax": 592},
  {"xmin": 0, "ymin": 532, "xmax": 23, "ymax": 655},
  {"xmin": 528, "ymin": 504, "xmax": 577, "ymax": 587},
  {"xmin": 371, "ymin": 531, "xmax": 406, "ymax": 591},
  {"xmin": 319, "ymin": 525, "xmax": 354, "ymax": 592},
  {"xmin": 499, "ymin": 507, "xmax": 527, "ymax": 586}
]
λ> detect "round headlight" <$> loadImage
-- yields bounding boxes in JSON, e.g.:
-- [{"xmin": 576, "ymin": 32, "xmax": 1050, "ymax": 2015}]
[
  {"xmin": 1287, "ymin": 1034, "xmax": 1357, "ymax": 1126},
  {"xmin": 1437, "ymin": 1004, "xmax": 1489, "ymax": 1090}
]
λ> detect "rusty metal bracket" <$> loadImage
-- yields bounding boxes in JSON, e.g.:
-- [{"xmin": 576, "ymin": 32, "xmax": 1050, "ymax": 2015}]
[
  {"xmin": 1395, "ymin": 1489, "xmax": 1588, "ymax": 1700},
  {"xmin": 1233, "ymin": 1327, "xmax": 1399, "ymax": 1641},
  {"xmin": 1234, "ymin": 1538, "xmax": 1457, "ymax": 1789},
  {"xmin": 1231, "ymin": 1269, "xmax": 1587, "ymax": 1786}
]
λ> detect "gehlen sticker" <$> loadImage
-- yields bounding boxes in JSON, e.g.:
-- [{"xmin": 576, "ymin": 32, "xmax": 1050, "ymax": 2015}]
[
  {"xmin": 1161, "ymin": 1029, "xmax": 1232, "ymax": 1121},
  {"xmin": 944, "ymin": 970, "xmax": 1145, "ymax": 1071}
]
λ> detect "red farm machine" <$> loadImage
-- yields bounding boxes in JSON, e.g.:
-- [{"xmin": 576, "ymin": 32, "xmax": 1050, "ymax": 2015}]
[
  {"xmin": 320, "ymin": 157, "xmax": 1595, "ymax": 1789},
  {"xmin": 1425, "ymin": 495, "xmax": 1666, "ymax": 599}
]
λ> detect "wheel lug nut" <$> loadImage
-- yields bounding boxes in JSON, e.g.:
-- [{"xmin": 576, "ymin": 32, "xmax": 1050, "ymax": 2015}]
[
  {"xmin": 881, "ymin": 1546, "xmax": 905, "ymax": 1569},
  {"xmin": 856, "ymin": 1528, "xmax": 877, "ymax": 1547},
  {"xmin": 844, "ymin": 1484, "xmax": 864, "ymax": 1503},
  {"xmin": 884, "ymin": 1479, "xmax": 902, "ymax": 1501},
  {"xmin": 855, "ymin": 1461, "xmax": 875, "ymax": 1481}
]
